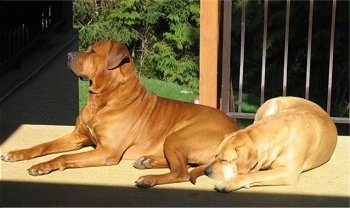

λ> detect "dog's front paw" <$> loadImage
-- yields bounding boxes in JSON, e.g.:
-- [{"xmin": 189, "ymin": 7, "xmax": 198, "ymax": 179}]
[
  {"xmin": 133, "ymin": 156, "xmax": 152, "ymax": 169},
  {"xmin": 1, "ymin": 153, "xmax": 13, "ymax": 162},
  {"xmin": 135, "ymin": 176, "xmax": 157, "ymax": 188},
  {"xmin": 214, "ymin": 180, "xmax": 241, "ymax": 193},
  {"xmin": 1, "ymin": 151, "xmax": 26, "ymax": 162},
  {"xmin": 214, "ymin": 184, "xmax": 234, "ymax": 193}
]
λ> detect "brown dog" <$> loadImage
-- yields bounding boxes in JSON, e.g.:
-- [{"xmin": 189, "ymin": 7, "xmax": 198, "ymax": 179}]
[
  {"xmin": 205, "ymin": 96, "xmax": 337, "ymax": 192},
  {"xmin": 1, "ymin": 39, "xmax": 239, "ymax": 187}
]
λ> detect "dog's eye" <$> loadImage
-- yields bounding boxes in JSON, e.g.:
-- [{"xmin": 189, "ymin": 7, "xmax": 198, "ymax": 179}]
[{"xmin": 220, "ymin": 159, "xmax": 231, "ymax": 164}]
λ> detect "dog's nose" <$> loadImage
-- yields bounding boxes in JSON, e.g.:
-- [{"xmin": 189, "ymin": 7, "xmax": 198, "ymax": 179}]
[{"xmin": 204, "ymin": 166, "xmax": 212, "ymax": 176}]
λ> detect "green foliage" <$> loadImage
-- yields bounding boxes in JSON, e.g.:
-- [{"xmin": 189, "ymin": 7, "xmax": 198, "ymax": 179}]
[{"xmin": 73, "ymin": 0, "xmax": 200, "ymax": 89}]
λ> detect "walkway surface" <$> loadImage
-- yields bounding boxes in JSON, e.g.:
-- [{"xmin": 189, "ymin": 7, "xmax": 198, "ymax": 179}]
[{"xmin": 1, "ymin": 124, "xmax": 349, "ymax": 206}]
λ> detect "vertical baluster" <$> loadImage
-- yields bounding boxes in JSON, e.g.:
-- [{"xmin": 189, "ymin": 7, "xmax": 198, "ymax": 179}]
[
  {"xmin": 283, "ymin": 0, "xmax": 290, "ymax": 96},
  {"xmin": 261, "ymin": 0, "xmax": 268, "ymax": 105},
  {"xmin": 238, "ymin": 0, "xmax": 246, "ymax": 113},
  {"xmin": 305, "ymin": 0, "xmax": 314, "ymax": 99},
  {"xmin": 327, "ymin": 0, "xmax": 337, "ymax": 114}
]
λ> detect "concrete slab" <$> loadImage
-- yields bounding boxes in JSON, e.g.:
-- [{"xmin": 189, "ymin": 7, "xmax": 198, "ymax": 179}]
[{"xmin": 1, "ymin": 124, "xmax": 349, "ymax": 206}]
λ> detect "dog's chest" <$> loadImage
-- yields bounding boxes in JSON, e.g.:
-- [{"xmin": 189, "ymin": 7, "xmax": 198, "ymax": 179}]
[{"xmin": 81, "ymin": 95, "xmax": 108, "ymax": 120}]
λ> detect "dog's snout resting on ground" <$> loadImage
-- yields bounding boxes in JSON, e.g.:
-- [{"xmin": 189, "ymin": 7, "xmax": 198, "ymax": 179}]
[
  {"xmin": 1, "ymin": 39, "xmax": 239, "ymax": 187},
  {"xmin": 205, "ymin": 96, "xmax": 337, "ymax": 192}
]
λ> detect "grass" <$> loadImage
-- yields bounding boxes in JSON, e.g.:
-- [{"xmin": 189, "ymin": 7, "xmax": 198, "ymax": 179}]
[
  {"xmin": 78, "ymin": 80, "xmax": 89, "ymax": 110},
  {"xmin": 79, "ymin": 77, "xmax": 198, "ymax": 110},
  {"xmin": 233, "ymin": 93, "xmax": 260, "ymax": 113},
  {"xmin": 140, "ymin": 77, "xmax": 198, "ymax": 102}
]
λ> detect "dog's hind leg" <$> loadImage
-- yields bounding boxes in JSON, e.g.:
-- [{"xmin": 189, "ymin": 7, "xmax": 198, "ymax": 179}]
[
  {"xmin": 133, "ymin": 155, "xmax": 168, "ymax": 169},
  {"xmin": 135, "ymin": 139, "xmax": 191, "ymax": 188}
]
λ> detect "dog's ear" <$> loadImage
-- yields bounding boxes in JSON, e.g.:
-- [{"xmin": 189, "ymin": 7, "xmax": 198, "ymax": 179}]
[
  {"xmin": 235, "ymin": 146, "xmax": 258, "ymax": 174},
  {"xmin": 106, "ymin": 41, "xmax": 130, "ymax": 70}
]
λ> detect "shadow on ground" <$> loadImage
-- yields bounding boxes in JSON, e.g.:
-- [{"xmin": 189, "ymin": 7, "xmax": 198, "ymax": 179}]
[{"xmin": 1, "ymin": 181, "xmax": 348, "ymax": 207}]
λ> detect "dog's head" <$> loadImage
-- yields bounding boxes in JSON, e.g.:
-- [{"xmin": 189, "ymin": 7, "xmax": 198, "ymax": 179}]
[
  {"xmin": 67, "ymin": 39, "xmax": 131, "ymax": 93},
  {"xmin": 205, "ymin": 132, "xmax": 258, "ymax": 180}
]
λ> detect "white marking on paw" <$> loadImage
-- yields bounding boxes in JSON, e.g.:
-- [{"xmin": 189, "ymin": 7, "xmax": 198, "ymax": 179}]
[{"xmin": 1, "ymin": 153, "xmax": 11, "ymax": 161}]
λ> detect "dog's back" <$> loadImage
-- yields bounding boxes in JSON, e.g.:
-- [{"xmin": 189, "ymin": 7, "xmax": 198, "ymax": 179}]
[
  {"xmin": 255, "ymin": 96, "xmax": 330, "ymax": 121},
  {"xmin": 254, "ymin": 96, "xmax": 337, "ymax": 170}
]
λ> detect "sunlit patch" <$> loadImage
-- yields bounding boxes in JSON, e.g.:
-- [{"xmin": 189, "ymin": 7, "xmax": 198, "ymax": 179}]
[
  {"xmin": 87, "ymin": 126, "xmax": 95, "ymax": 137},
  {"xmin": 222, "ymin": 165, "xmax": 236, "ymax": 180}
]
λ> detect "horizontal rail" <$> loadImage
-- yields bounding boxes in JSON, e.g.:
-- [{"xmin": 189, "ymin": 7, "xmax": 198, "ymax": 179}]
[{"xmin": 227, "ymin": 112, "xmax": 350, "ymax": 124}]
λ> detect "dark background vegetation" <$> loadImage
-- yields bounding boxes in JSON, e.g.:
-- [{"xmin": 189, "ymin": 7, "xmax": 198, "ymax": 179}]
[{"xmin": 230, "ymin": 0, "xmax": 349, "ymax": 119}]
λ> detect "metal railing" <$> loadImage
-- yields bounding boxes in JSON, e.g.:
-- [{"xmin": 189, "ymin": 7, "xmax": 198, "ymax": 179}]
[
  {"xmin": 0, "ymin": 1, "xmax": 65, "ymax": 70},
  {"xmin": 220, "ymin": 0, "xmax": 349, "ymax": 125}
]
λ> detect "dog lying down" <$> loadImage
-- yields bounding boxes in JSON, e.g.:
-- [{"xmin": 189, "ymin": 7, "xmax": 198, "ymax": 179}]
[
  {"xmin": 1, "ymin": 39, "xmax": 239, "ymax": 187},
  {"xmin": 205, "ymin": 96, "xmax": 337, "ymax": 192}
]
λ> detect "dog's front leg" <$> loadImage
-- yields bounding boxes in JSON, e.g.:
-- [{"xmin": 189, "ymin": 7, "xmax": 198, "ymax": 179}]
[
  {"xmin": 1, "ymin": 132, "xmax": 92, "ymax": 162},
  {"xmin": 214, "ymin": 166, "xmax": 300, "ymax": 192},
  {"xmin": 135, "ymin": 171, "xmax": 191, "ymax": 188},
  {"xmin": 27, "ymin": 146, "xmax": 122, "ymax": 176}
]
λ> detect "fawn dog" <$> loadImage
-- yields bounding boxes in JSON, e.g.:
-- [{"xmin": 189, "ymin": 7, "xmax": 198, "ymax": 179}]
[{"xmin": 205, "ymin": 96, "xmax": 337, "ymax": 192}]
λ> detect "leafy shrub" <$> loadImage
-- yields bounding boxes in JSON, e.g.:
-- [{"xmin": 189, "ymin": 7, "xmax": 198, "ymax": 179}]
[{"xmin": 73, "ymin": 0, "xmax": 200, "ymax": 89}]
